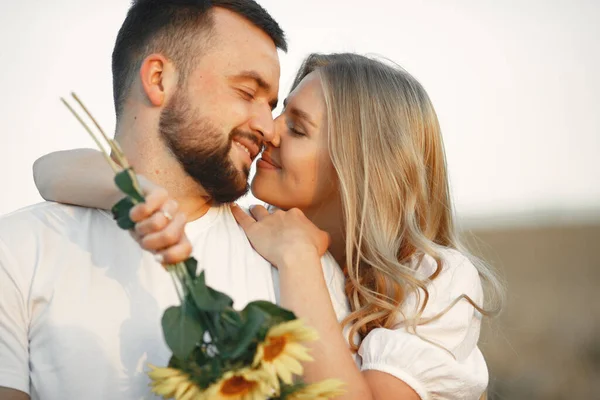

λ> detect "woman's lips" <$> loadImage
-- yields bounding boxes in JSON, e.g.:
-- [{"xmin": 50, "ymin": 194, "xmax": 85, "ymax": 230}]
[{"xmin": 257, "ymin": 153, "xmax": 280, "ymax": 170}]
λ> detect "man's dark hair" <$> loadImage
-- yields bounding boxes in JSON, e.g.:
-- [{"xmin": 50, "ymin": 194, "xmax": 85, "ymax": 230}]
[{"xmin": 112, "ymin": 0, "xmax": 287, "ymax": 118}]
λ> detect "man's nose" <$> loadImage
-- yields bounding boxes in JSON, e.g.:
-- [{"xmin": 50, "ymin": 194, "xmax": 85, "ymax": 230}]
[{"xmin": 249, "ymin": 105, "xmax": 279, "ymax": 147}]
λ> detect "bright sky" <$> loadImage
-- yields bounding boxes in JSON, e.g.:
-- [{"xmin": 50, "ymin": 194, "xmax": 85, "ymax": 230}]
[{"xmin": 1, "ymin": 0, "xmax": 598, "ymax": 226}]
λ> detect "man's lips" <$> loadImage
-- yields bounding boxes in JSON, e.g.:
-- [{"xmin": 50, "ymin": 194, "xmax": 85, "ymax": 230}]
[{"xmin": 233, "ymin": 136, "xmax": 261, "ymax": 160}]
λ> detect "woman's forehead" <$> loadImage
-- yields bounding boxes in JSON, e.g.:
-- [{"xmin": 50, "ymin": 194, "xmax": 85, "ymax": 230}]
[{"xmin": 286, "ymin": 72, "xmax": 324, "ymax": 108}]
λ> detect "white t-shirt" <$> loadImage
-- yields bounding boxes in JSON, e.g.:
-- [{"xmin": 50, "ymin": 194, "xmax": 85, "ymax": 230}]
[
  {"xmin": 0, "ymin": 202, "xmax": 348, "ymax": 399},
  {"xmin": 324, "ymin": 248, "xmax": 488, "ymax": 400}
]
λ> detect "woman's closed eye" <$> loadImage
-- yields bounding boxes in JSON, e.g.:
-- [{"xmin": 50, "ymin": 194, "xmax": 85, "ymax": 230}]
[{"xmin": 287, "ymin": 121, "xmax": 306, "ymax": 137}]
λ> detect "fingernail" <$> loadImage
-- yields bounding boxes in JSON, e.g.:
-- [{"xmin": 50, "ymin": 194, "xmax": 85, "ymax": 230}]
[
  {"xmin": 153, "ymin": 253, "xmax": 164, "ymax": 264},
  {"xmin": 129, "ymin": 205, "xmax": 140, "ymax": 218}
]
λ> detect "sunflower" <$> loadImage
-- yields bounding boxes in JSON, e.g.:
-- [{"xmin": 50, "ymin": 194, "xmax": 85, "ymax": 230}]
[
  {"xmin": 204, "ymin": 367, "xmax": 275, "ymax": 400},
  {"xmin": 287, "ymin": 379, "xmax": 346, "ymax": 400},
  {"xmin": 253, "ymin": 320, "xmax": 319, "ymax": 385},
  {"xmin": 147, "ymin": 364, "xmax": 204, "ymax": 400}
]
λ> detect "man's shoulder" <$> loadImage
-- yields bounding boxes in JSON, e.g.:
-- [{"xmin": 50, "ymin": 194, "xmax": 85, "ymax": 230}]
[
  {"xmin": 0, "ymin": 201, "xmax": 107, "ymax": 223},
  {"xmin": 0, "ymin": 202, "xmax": 112, "ymax": 241}
]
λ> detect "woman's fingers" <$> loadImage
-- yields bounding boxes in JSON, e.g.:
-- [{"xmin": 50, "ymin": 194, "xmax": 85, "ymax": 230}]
[
  {"xmin": 129, "ymin": 211, "xmax": 191, "ymax": 265},
  {"xmin": 122, "ymin": 176, "xmax": 192, "ymax": 265},
  {"xmin": 154, "ymin": 237, "xmax": 193, "ymax": 265},
  {"xmin": 129, "ymin": 185, "xmax": 170, "ymax": 223},
  {"xmin": 249, "ymin": 204, "xmax": 270, "ymax": 221},
  {"xmin": 140, "ymin": 212, "xmax": 187, "ymax": 252},
  {"xmin": 134, "ymin": 199, "xmax": 179, "ymax": 236},
  {"xmin": 231, "ymin": 204, "xmax": 256, "ymax": 230}
]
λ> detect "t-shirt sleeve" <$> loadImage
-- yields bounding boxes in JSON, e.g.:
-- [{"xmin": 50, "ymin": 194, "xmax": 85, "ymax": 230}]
[
  {"xmin": 0, "ymin": 237, "xmax": 30, "ymax": 393},
  {"xmin": 358, "ymin": 254, "xmax": 488, "ymax": 400}
]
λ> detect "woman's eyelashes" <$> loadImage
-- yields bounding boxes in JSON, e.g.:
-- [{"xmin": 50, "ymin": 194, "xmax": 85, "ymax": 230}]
[
  {"xmin": 286, "ymin": 120, "xmax": 306, "ymax": 137},
  {"xmin": 289, "ymin": 127, "xmax": 305, "ymax": 137}
]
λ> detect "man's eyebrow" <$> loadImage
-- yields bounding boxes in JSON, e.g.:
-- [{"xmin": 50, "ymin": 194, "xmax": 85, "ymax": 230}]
[
  {"xmin": 232, "ymin": 70, "xmax": 278, "ymax": 110},
  {"xmin": 283, "ymin": 98, "xmax": 317, "ymax": 128}
]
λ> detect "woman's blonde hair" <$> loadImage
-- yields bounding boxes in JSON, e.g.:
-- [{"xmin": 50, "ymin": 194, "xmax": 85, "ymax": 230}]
[{"xmin": 290, "ymin": 53, "xmax": 504, "ymax": 350}]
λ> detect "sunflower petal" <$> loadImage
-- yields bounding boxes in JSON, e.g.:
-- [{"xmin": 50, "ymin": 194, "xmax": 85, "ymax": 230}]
[
  {"xmin": 148, "ymin": 365, "xmax": 182, "ymax": 380},
  {"xmin": 179, "ymin": 384, "xmax": 203, "ymax": 400}
]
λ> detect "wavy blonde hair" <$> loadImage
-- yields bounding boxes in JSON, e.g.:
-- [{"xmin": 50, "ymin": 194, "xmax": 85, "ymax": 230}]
[{"xmin": 290, "ymin": 53, "xmax": 504, "ymax": 350}]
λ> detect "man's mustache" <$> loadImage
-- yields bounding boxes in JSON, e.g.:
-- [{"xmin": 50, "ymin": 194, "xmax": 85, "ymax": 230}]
[{"xmin": 230, "ymin": 130, "xmax": 265, "ymax": 153}]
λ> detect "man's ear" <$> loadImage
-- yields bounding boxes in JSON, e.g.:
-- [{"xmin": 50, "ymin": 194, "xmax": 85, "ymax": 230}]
[{"xmin": 139, "ymin": 53, "xmax": 179, "ymax": 107}]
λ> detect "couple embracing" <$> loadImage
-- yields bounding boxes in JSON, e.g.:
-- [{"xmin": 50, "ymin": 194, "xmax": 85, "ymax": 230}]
[{"xmin": 0, "ymin": 1, "xmax": 502, "ymax": 399}]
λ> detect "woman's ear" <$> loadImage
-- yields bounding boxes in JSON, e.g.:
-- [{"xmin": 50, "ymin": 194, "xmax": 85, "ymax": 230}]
[{"xmin": 139, "ymin": 53, "xmax": 178, "ymax": 107}]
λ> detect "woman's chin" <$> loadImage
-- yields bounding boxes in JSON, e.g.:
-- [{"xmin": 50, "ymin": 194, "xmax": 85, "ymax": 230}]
[
  {"xmin": 249, "ymin": 183, "xmax": 283, "ymax": 210},
  {"xmin": 250, "ymin": 178, "xmax": 272, "ymax": 204}
]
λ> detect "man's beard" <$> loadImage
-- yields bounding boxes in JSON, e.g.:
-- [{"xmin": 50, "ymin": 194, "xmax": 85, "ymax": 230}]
[{"xmin": 158, "ymin": 88, "xmax": 255, "ymax": 204}]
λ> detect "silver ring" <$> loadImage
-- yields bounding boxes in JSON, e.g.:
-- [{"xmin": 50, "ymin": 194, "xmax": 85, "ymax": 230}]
[{"xmin": 161, "ymin": 209, "xmax": 173, "ymax": 221}]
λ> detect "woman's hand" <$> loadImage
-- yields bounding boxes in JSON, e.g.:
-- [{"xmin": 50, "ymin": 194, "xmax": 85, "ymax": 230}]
[
  {"xmin": 231, "ymin": 204, "xmax": 330, "ymax": 268},
  {"xmin": 128, "ymin": 177, "xmax": 192, "ymax": 265}
]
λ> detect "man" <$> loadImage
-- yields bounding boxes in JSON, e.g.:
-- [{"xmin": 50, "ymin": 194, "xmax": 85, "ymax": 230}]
[{"xmin": 0, "ymin": 0, "xmax": 289, "ymax": 398}]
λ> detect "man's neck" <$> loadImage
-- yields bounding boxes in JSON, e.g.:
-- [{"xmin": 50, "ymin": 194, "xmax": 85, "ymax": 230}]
[{"xmin": 114, "ymin": 115, "xmax": 213, "ymax": 221}]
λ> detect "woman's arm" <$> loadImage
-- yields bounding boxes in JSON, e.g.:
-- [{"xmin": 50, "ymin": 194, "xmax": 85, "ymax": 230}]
[
  {"xmin": 277, "ymin": 253, "xmax": 420, "ymax": 400},
  {"xmin": 232, "ymin": 205, "xmax": 420, "ymax": 400},
  {"xmin": 276, "ymin": 250, "xmax": 373, "ymax": 398},
  {"xmin": 33, "ymin": 149, "xmax": 124, "ymax": 209}
]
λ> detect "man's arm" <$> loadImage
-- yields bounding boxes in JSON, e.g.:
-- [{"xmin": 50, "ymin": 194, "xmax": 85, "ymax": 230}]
[{"xmin": 0, "ymin": 387, "xmax": 29, "ymax": 400}]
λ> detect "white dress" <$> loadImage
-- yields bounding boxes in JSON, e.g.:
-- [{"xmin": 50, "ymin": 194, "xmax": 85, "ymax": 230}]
[{"xmin": 318, "ymin": 248, "xmax": 489, "ymax": 400}]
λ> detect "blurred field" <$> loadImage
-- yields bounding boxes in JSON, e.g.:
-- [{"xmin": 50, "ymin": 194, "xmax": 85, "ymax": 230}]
[{"xmin": 463, "ymin": 219, "xmax": 600, "ymax": 400}]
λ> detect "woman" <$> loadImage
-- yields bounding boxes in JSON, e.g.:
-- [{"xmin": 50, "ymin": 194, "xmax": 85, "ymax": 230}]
[{"xmin": 34, "ymin": 53, "xmax": 503, "ymax": 399}]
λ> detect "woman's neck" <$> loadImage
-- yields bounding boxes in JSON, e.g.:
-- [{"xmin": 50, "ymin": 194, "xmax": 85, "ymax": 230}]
[{"xmin": 303, "ymin": 199, "xmax": 346, "ymax": 268}]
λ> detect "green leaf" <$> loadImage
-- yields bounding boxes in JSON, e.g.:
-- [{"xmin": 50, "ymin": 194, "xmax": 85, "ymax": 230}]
[
  {"xmin": 114, "ymin": 169, "xmax": 144, "ymax": 202},
  {"xmin": 190, "ymin": 271, "xmax": 234, "ymax": 312},
  {"xmin": 220, "ymin": 309, "xmax": 243, "ymax": 337},
  {"xmin": 184, "ymin": 257, "xmax": 198, "ymax": 277},
  {"xmin": 207, "ymin": 287, "xmax": 234, "ymax": 308},
  {"xmin": 245, "ymin": 300, "xmax": 296, "ymax": 323},
  {"xmin": 227, "ymin": 305, "xmax": 267, "ymax": 359},
  {"xmin": 111, "ymin": 197, "xmax": 136, "ymax": 230},
  {"xmin": 161, "ymin": 305, "xmax": 206, "ymax": 360}
]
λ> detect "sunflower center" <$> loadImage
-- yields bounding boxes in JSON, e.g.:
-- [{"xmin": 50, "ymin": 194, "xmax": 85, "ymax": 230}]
[
  {"xmin": 263, "ymin": 335, "xmax": 287, "ymax": 362},
  {"xmin": 221, "ymin": 376, "xmax": 256, "ymax": 395}
]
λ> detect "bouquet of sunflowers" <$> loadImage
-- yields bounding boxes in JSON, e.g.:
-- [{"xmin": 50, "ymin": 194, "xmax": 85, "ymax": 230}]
[{"xmin": 62, "ymin": 93, "xmax": 345, "ymax": 400}]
